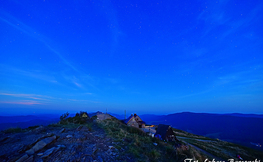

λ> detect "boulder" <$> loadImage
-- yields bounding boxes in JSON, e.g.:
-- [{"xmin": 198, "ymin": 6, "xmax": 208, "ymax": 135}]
[
  {"xmin": 41, "ymin": 147, "xmax": 58, "ymax": 158},
  {"xmin": 57, "ymin": 145, "xmax": 66, "ymax": 148},
  {"xmin": 34, "ymin": 126, "xmax": 46, "ymax": 133},
  {"xmin": 28, "ymin": 134, "xmax": 54, "ymax": 148},
  {"xmin": 15, "ymin": 154, "xmax": 28, "ymax": 162},
  {"xmin": 24, "ymin": 155, "xmax": 33, "ymax": 162},
  {"xmin": 26, "ymin": 135, "xmax": 56, "ymax": 155},
  {"xmin": 66, "ymin": 135, "xmax": 73, "ymax": 138},
  {"xmin": 0, "ymin": 136, "xmax": 10, "ymax": 143},
  {"xmin": 97, "ymin": 156, "xmax": 103, "ymax": 162},
  {"xmin": 59, "ymin": 128, "xmax": 65, "ymax": 133},
  {"xmin": 92, "ymin": 147, "xmax": 98, "ymax": 154},
  {"xmin": 77, "ymin": 126, "xmax": 83, "ymax": 131},
  {"xmin": 41, "ymin": 145, "xmax": 66, "ymax": 158}
]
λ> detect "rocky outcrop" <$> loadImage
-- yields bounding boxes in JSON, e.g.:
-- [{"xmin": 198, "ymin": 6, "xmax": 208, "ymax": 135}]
[
  {"xmin": 76, "ymin": 126, "xmax": 83, "ymax": 131},
  {"xmin": 15, "ymin": 154, "xmax": 34, "ymax": 162},
  {"xmin": 0, "ymin": 123, "xmax": 133, "ymax": 162},
  {"xmin": 23, "ymin": 155, "xmax": 33, "ymax": 162},
  {"xmin": 40, "ymin": 145, "xmax": 65, "ymax": 158},
  {"xmin": 15, "ymin": 154, "xmax": 28, "ymax": 162},
  {"xmin": 0, "ymin": 136, "xmax": 10, "ymax": 143},
  {"xmin": 96, "ymin": 114, "xmax": 112, "ymax": 121},
  {"xmin": 66, "ymin": 135, "xmax": 73, "ymax": 138},
  {"xmin": 33, "ymin": 126, "xmax": 46, "ymax": 134},
  {"xmin": 26, "ymin": 135, "xmax": 57, "ymax": 155},
  {"xmin": 59, "ymin": 128, "xmax": 65, "ymax": 133}
]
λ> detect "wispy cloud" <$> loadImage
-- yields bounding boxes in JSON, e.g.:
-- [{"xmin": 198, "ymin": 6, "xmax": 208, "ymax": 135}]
[
  {"xmin": 73, "ymin": 81, "xmax": 82, "ymax": 88},
  {"xmin": 0, "ymin": 10, "xmax": 127, "ymax": 94},
  {"xmin": 69, "ymin": 99, "xmax": 100, "ymax": 103},
  {"xmin": 0, "ymin": 16, "xmax": 39, "ymax": 39},
  {"xmin": 0, "ymin": 92, "xmax": 52, "ymax": 100},
  {"xmin": 0, "ymin": 100, "xmax": 42, "ymax": 105},
  {"xmin": 105, "ymin": 78, "xmax": 119, "ymax": 84},
  {"xmin": 173, "ymin": 89, "xmax": 213, "ymax": 99},
  {"xmin": 0, "ymin": 64, "xmax": 58, "ymax": 83},
  {"xmin": 61, "ymin": 75, "xmax": 86, "ymax": 89},
  {"xmin": 213, "ymin": 65, "xmax": 263, "ymax": 91},
  {"xmin": 197, "ymin": 2, "xmax": 263, "ymax": 41},
  {"xmin": 44, "ymin": 44, "xmax": 80, "ymax": 73},
  {"xmin": 173, "ymin": 64, "xmax": 263, "ymax": 100},
  {"xmin": 0, "ymin": 12, "xmax": 98, "ymax": 90},
  {"xmin": 93, "ymin": 0, "xmax": 124, "ymax": 54},
  {"xmin": 220, "ymin": 6, "xmax": 263, "ymax": 41},
  {"xmin": 0, "ymin": 13, "xmax": 79, "ymax": 73}
]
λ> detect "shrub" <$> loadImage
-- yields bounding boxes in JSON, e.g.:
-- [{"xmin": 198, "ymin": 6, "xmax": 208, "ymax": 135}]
[
  {"xmin": 128, "ymin": 147, "xmax": 140, "ymax": 158},
  {"xmin": 85, "ymin": 123, "xmax": 92, "ymax": 131},
  {"xmin": 59, "ymin": 115, "xmax": 91, "ymax": 125},
  {"xmin": 47, "ymin": 123, "xmax": 61, "ymax": 127},
  {"xmin": 60, "ymin": 112, "xmax": 69, "ymax": 121},
  {"xmin": 91, "ymin": 115, "xmax": 97, "ymax": 120},
  {"xmin": 27, "ymin": 125, "xmax": 40, "ymax": 130},
  {"xmin": 148, "ymin": 149, "xmax": 161, "ymax": 160},
  {"xmin": 165, "ymin": 145, "xmax": 177, "ymax": 159},
  {"xmin": 4, "ymin": 127, "xmax": 22, "ymax": 133}
]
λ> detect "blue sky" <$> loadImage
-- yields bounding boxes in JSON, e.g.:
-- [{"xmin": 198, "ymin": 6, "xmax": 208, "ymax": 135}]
[{"xmin": 0, "ymin": 0, "xmax": 263, "ymax": 115}]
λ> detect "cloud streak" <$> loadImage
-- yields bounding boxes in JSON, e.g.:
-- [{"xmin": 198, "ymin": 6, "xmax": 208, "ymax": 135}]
[
  {"xmin": 173, "ymin": 89, "xmax": 214, "ymax": 100},
  {"xmin": 0, "ymin": 64, "xmax": 57, "ymax": 83},
  {"xmin": 0, "ymin": 92, "xmax": 52, "ymax": 100},
  {"xmin": 0, "ymin": 100, "xmax": 42, "ymax": 105},
  {"xmin": 69, "ymin": 99, "xmax": 100, "ymax": 103},
  {"xmin": 0, "ymin": 12, "xmax": 99, "ymax": 90},
  {"xmin": 0, "ymin": 12, "xmax": 80, "ymax": 74}
]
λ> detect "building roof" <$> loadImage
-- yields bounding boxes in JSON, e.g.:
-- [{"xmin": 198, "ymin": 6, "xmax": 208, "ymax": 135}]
[
  {"xmin": 124, "ymin": 115, "xmax": 134, "ymax": 124},
  {"xmin": 124, "ymin": 114, "xmax": 146, "ymax": 126},
  {"xmin": 79, "ymin": 112, "xmax": 89, "ymax": 118},
  {"xmin": 138, "ymin": 121, "xmax": 146, "ymax": 124},
  {"xmin": 82, "ymin": 113, "xmax": 88, "ymax": 117},
  {"xmin": 96, "ymin": 111, "xmax": 103, "ymax": 114},
  {"xmin": 155, "ymin": 124, "xmax": 171, "ymax": 139}
]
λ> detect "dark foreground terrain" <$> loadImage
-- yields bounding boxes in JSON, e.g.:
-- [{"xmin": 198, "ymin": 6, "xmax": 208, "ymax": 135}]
[
  {"xmin": 0, "ymin": 115, "xmax": 262, "ymax": 162},
  {"xmin": 141, "ymin": 112, "xmax": 263, "ymax": 150},
  {"xmin": 0, "ymin": 124, "xmax": 123, "ymax": 162}
]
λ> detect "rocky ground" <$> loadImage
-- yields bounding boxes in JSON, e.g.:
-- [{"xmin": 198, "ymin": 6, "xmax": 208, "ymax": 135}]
[{"xmin": 0, "ymin": 122, "xmax": 134, "ymax": 162}]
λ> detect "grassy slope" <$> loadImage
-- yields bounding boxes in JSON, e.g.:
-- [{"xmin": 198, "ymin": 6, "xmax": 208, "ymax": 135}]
[
  {"xmin": 173, "ymin": 128, "xmax": 263, "ymax": 161},
  {"xmin": 97, "ymin": 117, "xmax": 211, "ymax": 162}
]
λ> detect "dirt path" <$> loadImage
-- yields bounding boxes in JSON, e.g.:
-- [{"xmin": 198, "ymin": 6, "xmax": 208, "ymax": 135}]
[{"xmin": 178, "ymin": 136, "xmax": 226, "ymax": 161}]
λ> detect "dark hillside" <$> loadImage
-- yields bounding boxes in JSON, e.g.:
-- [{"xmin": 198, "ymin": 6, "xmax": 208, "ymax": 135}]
[
  {"xmin": 0, "ymin": 115, "xmax": 60, "ymax": 131},
  {"xmin": 143, "ymin": 112, "xmax": 263, "ymax": 149}
]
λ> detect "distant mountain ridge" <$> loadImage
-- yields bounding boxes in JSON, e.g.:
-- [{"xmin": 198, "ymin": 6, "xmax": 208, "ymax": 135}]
[
  {"xmin": 0, "ymin": 114, "xmax": 60, "ymax": 131},
  {"xmin": 0, "ymin": 114, "xmax": 60, "ymax": 124},
  {"xmin": 223, "ymin": 113, "xmax": 263, "ymax": 118},
  {"xmin": 0, "ymin": 112, "xmax": 123, "ymax": 131}
]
